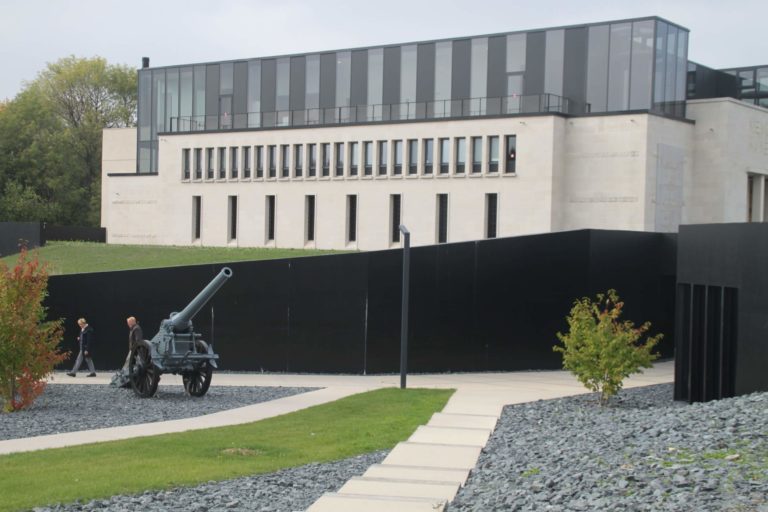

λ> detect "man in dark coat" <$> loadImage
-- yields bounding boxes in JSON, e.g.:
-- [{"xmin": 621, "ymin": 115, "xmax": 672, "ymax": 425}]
[
  {"xmin": 111, "ymin": 316, "xmax": 143, "ymax": 388},
  {"xmin": 67, "ymin": 318, "xmax": 96, "ymax": 377}
]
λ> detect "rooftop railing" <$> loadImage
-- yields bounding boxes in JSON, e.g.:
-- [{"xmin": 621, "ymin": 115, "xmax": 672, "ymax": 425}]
[{"xmin": 168, "ymin": 93, "xmax": 587, "ymax": 133}]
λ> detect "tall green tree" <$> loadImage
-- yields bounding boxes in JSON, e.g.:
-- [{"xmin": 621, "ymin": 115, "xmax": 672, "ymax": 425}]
[{"xmin": 0, "ymin": 56, "xmax": 137, "ymax": 226}]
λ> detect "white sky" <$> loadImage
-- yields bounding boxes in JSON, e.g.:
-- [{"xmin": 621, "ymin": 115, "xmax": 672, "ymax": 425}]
[{"xmin": 1, "ymin": 0, "xmax": 766, "ymax": 101}]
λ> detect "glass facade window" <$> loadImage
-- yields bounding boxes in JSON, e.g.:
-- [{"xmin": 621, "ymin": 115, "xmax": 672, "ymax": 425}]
[
  {"xmin": 192, "ymin": 196, "xmax": 202, "ymax": 240},
  {"xmin": 505, "ymin": 135, "xmax": 517, "ymax": 173},
  {"xmin": 268, "ymin": 145, "xmax": 277, "ymax": 178},
  {"xmin": 488, "ymin": 136, "xmax": 499, "ymax": 173},
  {"xmin": 179, "ymin": 67, "xmax": 193, "ymax": 129},
  {"xmin": 308, "ymin": 143, "xmax": 317, "ymax": 177},
  {"xmin": 455, "ymin": 138, "xmax": 466, "ymax": 174},
  {"xmin": 544, "ymin": 30, "xmax": 564, "ymax": 97},
  {"xmin": 629, "ymin": 21, "xmax": 654, "ymax": 110},
  {"xmin": 305, "ymin": 195, "xmax": 316, "ymax": 242},
  {"xmin": 363, "ymin": 141, "xmax": 372, "ymax": 176},
  {"xmin": 266, "ymin": 195, "xmax": 276, "ymax": 241},
  {"xmin": 306, "ymin": 55, "xmax": 320, "ymax": 108},
  {"xmin": 193, "ymin": 65, "xmax": 205, "ymax": 130},
  {"xmin": 206, "ymin": 148, "xmax": 214, "ymax": 179},
  {"xmin": 394, "ymin": 140, "xmax": 403, "ymax": 175},
  {"xmin": 336, "ymin": 51, "xmax": 352, "ymax": 108},
  {"xmin": 182, "ymin": 148, "xmax": 190, "ymax": 179},
  {"xmin": 439, "ymin": 138, "xmax": 450, "ymax": 174},
  {"xmin": 256, "ymin": 145, "xmax": 264, "ymax": 178},
  {"xmin": 228, "ymin": 195, "xmax": 237, "ymax": 241},
  {"xmin": 607, "ymin": 23, "xmax": 632, "ymax": 111},
  {"xmin": 247, "ymin": 60, "xmax": 261, "ymax": 127},
  {"xmin": 471, "ymin": 136, "xmax": 482, "ymax": 173},
  {"xmin": 423, "ymin": 139, "xmax": 434, "ymax": 175},
  {"xmin": 378, "ymin": 141, "xmax": 388, "ymax": 175},
  {"xmin": 351, "ymin": 141, "xmax": 360, "ymax": 176},
  {"xmin": 391, "ymin": 194, "xmax": 401, "ymax": 244},
  {"xmin": 322, "ymin": 143, "xmax": 330, "ymax": 176},
  {"xmin": 230, "ymin": 146, "xmax": 238, "ymax": 178},
  {"xmin": 276, "ymin": 57, "xmax": 290, "ymax": 125},
  {"xmin": 506, "ymin": 34, "xmax": 526, "ymax": 73},
  {"xmin": 281, "ymin": 144, "xmax": 290, "ymax": 177},
  {"xmin": 486, "ymin": 193, "xmax": 498, "ymax": 239},
  {"xmin": 194, "ymin": 148, "xmax": 202, "ymax": 179},
  {"xmin": 367, "ymin": 49, "xmax": 384, "ymax": 120},
  {"xmin": 335, "ymin": 142, "xmax": 344, "ymax": 176},
  {"xmin": 408, "ymin": 139, "xmax": 418, "ymax": 175},
  {"xmin": 470, "ymin": 38, "xmax": 488, "ymax": 114},
  {"xmin": 653, "ymin": 21, "xmax": 688, "ymax": 116},
  {"xmin": 218, "ymin": 147, "xmax": 226, "ymax": 179},
  {"xmin": 587, "ymin": 24, "xmax": 610, "ymax": 113},
  {"xmin": 242, "ymin": 146, "xmax": 251, "ymax": 178},
  {"xmin": 347, "ymin": 195, "xmax": 357, "ymax": 243},
  {"xmin": 434, "ymin": 42, "xmax": 452, "ymax": 117},
  {"xmin": 437, "ymin": 194, "xmax": 448, "ymax": 243},
  {"xmin": 294, "ymin": 144, "xmax": 303, "ymax": 177},
  {"xmin": 400, "ymin": 45, "xmax": 417, "ymax": 119},
  {"xmin": 166, "ymin": 69, "xmax": 179, "ymax": 133}
]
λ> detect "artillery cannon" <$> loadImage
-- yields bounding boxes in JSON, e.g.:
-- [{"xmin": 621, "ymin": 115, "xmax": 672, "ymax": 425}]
[{"xmin": 128, "ymin": 267, "xmax": 232, "ymax": 398}]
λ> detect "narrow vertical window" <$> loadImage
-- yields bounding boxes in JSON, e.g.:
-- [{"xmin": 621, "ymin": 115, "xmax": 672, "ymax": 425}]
[
  {"xmin": 423, "ymin": 139, "xmax": 434, "ymax": 175},
  {"xmin": 471, "ymin": 137, "xmax": 482, "ymax": 173},
  {"xmin": 350, "ymin": 142, "xmax": 360, "ymax": 176},
  {"xmin": 230, "ymin": 147, "xmax": 238, "ymax": 178},
  {"xmin": 182, "ymin": 148, "xmax": 191, "ymax": 179},
  {"xmin": 347, "ymin": 195, "xmax": 357, "ymax": 243},
  {"xmin": 488, "ymin": 136, "xmax": 499, "ymax": 173},
  {"xmin": 439, "ymin": 138, "xmax": 449, "ymax": 174},
  {"xmin": 206, "ymin": 148, "xmax": 214, "ymax": 179},
  {"xmin": 505, "ymin": 135, "xmax": 517, "ymax": 174},
  {"xmin": 455, "ymin": 138, "xmax": 466, "ymax": 174},
  {"xmin": 268, "ymin": 145, "xmax": 276, "ymax": 177},
  {"xmin": 255, "ymin": 146, "xmax": 264, "ymax": 178},
  {"xmin": 322, "ymin": 143, "xmax": 330, "ymax": 177},
  {"xmin": 294, "ymin": 144, "xmax": 303, "ymax": 177},
  {"xmin": 266, "ymin": 195, "xmax": 276, "ymax": 241},
  {"xmin": 228, "ymin": 195, "xmax": 238, "ymax": 241},
  {"xmin": 335, "ymin": 142, "xmax": 345, "ymax": 176},
  {"xmin": 486, "ymin": 193, "xmax": 498, "ymax": 239},
  {"xmin": 308, "ymin": 144, "xmax": 317, "ymax": 177},
  {"xmin": 378, "ymin": 141, "xmax": 388, "ymax": 175},
  {"xmin": 408, "ymin": 139, "xmax": 418, "ymax": 175},
  {"xmin": 391, "ymin": 194, "xmax": 401, "ymax": 244},
  {"xmin": 363, "ymin": 141, "xmax": 372, "ymax": 176},
  {"xmin": 192, "ymin": 195, "xmax": 202, "ymax": 240},
  {"xmin": 281, "ymin": 144, "xmax": 290, "ymax": 178},
  {"xmin": 194, "ymin": 148, "xmax": 202, "ymax": 179},
  {"xmin": 437, "ymin": 194, "xmax": 448, "ymax": 243},
  {"xmin": 394, "ymin": 140, "xmax": 403, "ymax": 175},
  {"xmin": 305, "ymin": 195, "xmax": 316, "ymax": 242},
  {"xmin": 218, "ymin": 147, "xmax": 226, "ymax": 179},
  {"xmin": 242, "ymin": 146, "xmax": 251, "ymax": 178}
]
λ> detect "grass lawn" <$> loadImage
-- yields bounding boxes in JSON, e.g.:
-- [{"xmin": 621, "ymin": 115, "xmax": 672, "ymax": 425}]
[
  {"xmin": 0, "ymin": 241, "xmax": 345, "ymax": 275},
  {"xmin": 0, "ymin": 387, "xmax": 453, "ymax": 512}
]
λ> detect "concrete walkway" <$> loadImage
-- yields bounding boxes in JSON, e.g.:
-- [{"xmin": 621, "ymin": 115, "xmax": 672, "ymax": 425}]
[{"xmin": 0, "ymin": 362, "xmax": 674, "ymax": 511}]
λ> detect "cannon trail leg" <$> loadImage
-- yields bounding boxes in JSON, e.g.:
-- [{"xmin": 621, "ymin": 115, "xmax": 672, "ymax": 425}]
[
  {"xmin": 182, "ymin": 341, "xmax": 213, "ymax": 397},
  {"xmin": 129, "ymin": 344, "xmax": 160, "ymax": 398}
]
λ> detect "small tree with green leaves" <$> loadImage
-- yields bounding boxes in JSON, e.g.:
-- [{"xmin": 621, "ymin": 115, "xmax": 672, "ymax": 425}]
[
  {"xmin": 0, "ymin": 247, "xmax": 66, "ymax": 412},
  {"xmin": 554, "ymin": 289, "xmax": 661, "ymax": 406}
]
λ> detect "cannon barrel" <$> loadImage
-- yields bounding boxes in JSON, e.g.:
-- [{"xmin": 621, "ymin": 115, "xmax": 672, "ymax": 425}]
[{"xmin": 170, "ymin": 267, "xmax": 233, "ymax": 331}]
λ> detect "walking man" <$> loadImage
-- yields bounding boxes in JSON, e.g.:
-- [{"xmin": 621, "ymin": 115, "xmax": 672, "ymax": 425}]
[{"xmin": 67, "ymin": 318, "xmax": 96, "ymax": 377}]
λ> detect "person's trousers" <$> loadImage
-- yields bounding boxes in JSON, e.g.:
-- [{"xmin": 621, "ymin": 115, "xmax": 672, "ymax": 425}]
[{"xmin": 71, "ymin": 349, "xmax": 96, "ymax": 373}]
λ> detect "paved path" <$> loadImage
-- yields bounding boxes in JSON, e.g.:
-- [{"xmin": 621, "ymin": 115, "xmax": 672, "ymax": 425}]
[{"xmin": 0, "ymin": 362, "xmax": 675, "ymax": 511}]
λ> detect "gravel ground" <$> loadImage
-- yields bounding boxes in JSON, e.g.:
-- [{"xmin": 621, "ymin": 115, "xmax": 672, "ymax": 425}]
[
  {"xmin": 0, "ymin": 384, "xmax": 317, "ymax": 441},
  {"xmin": 448, "ymin": 384, "xmax": 768, "ymax": 512}
]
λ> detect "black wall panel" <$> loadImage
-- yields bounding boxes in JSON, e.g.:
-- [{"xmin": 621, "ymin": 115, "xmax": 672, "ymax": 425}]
[
  {"xmin": 289, "ymin": 56, "xmax": 306, "ymax": 111},
  {"xmin": 47, "ymin": 230, "xmax": 678, "ymax": 375},
  {"xmin": 382, "ymin": 47, "xmax": 401, "ymax": 105},
  {"xmin": 319, "ymin": 53, "xmax": 336, "ymax": 109},
  {"xmin": 451, "ymin": 40, "xmax": 471, "ymax": 100},
  {"xmin": 0, "ymin": 222, "xmax": 42, "ymax": 256},
  {"xmin": 350, "ymin": 50, "xmax": 368, "ymax": 106},
  {"xmin": 416, "ymin": 43, "xmax": 435, "ymax": 103}
]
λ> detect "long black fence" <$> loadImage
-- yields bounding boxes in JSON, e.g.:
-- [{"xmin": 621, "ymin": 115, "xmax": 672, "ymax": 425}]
[
  {"xmin": 47, "ymin": 229, "xmax": 677, "ymax": 373},
  {"xmin": 0, "ymin": 222, "xmax": 105, "ymax": 258}
]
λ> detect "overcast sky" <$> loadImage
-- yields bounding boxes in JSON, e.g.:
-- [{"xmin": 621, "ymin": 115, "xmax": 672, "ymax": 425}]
[{"xmin": 1, "ymin": 0, "xmax": 766, "ymax": 101}]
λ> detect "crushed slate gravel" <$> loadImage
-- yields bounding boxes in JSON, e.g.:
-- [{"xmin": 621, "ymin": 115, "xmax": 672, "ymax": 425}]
[
  {"xmin": 0, "ymin": 383, "xmax": 317, "ymax": 441},
  {"xmin": 10, "ymin": 382, "xmax": 768, "ymax": 511},
  {"xmin": 448, "ymin": 383, "xmax": 768, "ymax": 512}
]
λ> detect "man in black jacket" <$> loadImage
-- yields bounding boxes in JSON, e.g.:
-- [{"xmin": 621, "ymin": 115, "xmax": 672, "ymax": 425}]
[{"xmin": 67, "ymin": 318, "xmax": 97, "ymax": 377}]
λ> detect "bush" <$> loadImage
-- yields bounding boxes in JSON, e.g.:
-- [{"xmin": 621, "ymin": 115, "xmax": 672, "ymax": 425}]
[
  {"xmin": 0, "ymin": 247, "xmax": 66, "ymax": 412},
  {"xmin": 554, "ymin": 289, "xmax": 661, "ymax": 405}
]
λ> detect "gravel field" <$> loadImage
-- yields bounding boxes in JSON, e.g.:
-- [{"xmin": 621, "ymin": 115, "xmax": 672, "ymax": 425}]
[
  {"xmin": 0, "ymin": 384, "xmax": 317, "ymax": 441},
  {"xmin": 448, "ymin": 384, "xmax": 768, "ymax": 512},
  {"xmin": 9, "ymin": 382, "xmax": 768, "ymax": 512}
]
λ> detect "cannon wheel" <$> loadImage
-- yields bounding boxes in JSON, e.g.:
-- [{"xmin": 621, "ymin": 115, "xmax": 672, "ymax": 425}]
[
  {"xmin": 182, "ymin": 340, "xmax": 213, "ymax": 397},
  {"xmin": 129, "ymin": 342, "xmax": 160, "ymax": 398}
]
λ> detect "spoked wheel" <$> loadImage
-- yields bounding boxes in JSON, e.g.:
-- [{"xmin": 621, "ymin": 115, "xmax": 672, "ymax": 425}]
[
  {"xmin": 129, "ymin": 343, "xmax": 160, "ymax": 398},
  {"xmin": 182, "ymin": 341, "xmax": 213, "ymax": 397}
]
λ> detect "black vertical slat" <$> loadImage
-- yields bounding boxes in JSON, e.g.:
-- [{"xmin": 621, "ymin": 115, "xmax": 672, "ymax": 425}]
[
  {"xmin": 382, "ymin": 46, "xmax": 401, "ymax": 105},
  {"xmin": 233, "ymin": 61, "xmax": 248, "ymax": 116},
  {"xmin": 416, "ymin": 43, "xmax": 435, "ymax": 103},
  {"xmin": 391, "ymin": 195, "xmax": 401, "ymax": 243},
  {"xmin": 563, "ymin": 27, "xmax": 589, "ymax": 112},
  {"xmin": 486, "ymin": 36, "xmax": 507, "ymax": 99},
  {"xmin": 451, "ymin": 40, "xmax": 471, "ymax": 100},
  {"xmin": 260, "ymin": 59, "xmax": 277, "ymax": 113},
  {"xmin": 523, "ymin": 31, "xmax": 546, "ymax": 95},
  {"xmin": 348, "ymin": 196, "xmax": 357, "ymax": 242},
  {"xmin": 350, "ymin": 50, "xmax": 368, "ymax": 106},
  {"xmin": 319, "ymin": 53, "xmax": 336, "ymax": 109},
  {"xmin": 438, "ymin": 194, "xmax": 448, "ymax": 243},
  {"xmin": 205, "ymin": 64, "xmax": 219, "ymax": 128},
  {"xmin": 290, "ymin": 56, "xmax": 306, "ymax": 111},
  {"xmin": 673, "ymin": 283, "xmax": 690, "ymax": 401}
]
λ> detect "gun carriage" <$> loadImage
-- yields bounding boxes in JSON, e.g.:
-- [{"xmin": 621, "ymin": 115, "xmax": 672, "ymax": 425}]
[{"xmin": 129, "ymin": 267, "xmax": 232, "ymax": 398}]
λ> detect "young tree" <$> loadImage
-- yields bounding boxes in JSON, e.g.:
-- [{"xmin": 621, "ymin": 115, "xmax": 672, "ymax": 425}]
[
  {"xmin": 0, "ymin": 248, "xmax": 66, "ymax": 412},
  {"xmin": 554, "ymin": 289, "xmax": 661, "ymax": 406}
]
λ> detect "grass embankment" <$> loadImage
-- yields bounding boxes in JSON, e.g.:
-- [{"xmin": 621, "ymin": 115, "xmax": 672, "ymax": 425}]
[
  {"xmin": 0, "ymin": 241, "xmax": 343, "ymax": 275},
  {"xmin": 0, "ymin": 387, "xmax": 453, "ymax": 511}
]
